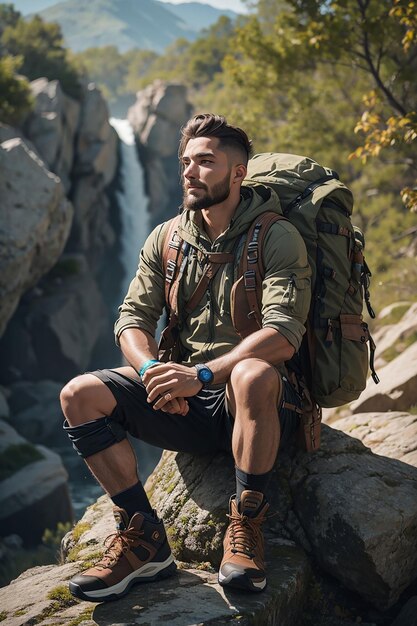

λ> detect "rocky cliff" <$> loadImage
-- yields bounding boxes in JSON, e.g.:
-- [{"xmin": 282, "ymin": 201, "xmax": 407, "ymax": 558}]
[
  {"xmin": 128, "ymin": 80, "xmax": 192, "ymax": 228},
  {"xmin": 0, "ymin": 77, "xmax": 119, "ymax": 562}
]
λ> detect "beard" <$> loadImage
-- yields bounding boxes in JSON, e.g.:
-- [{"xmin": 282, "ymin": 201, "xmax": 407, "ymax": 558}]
[{"xmin": 183, "ymin": 172, "xmax": 231, "ymax": 211}]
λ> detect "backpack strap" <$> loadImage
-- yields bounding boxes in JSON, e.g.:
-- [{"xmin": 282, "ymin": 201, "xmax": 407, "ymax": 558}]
[
  {"xmin": 238, "ymin": 212, "xmax": 288, "ymax": 329},
  {"xmin": 185, "ymin": 251, "xmax": 234, "ymax": 314},
  {"xmin": 159, "ymin": 216, "xmax": 234, "ymax": 361}
]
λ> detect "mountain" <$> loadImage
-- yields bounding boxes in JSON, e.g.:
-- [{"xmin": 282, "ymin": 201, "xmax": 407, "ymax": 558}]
[
  {"xmin": 16, "ymin": 0, "xmax": 238, "ymax": 53},
  {"xmin": 164, "ymin": 2, "xmax": 237, "ymax": 32}
]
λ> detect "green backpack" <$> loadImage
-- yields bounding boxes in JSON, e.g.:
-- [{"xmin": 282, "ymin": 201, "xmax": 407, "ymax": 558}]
[{"xmin": 242, "ymin": 153, "xmax": 379, "ymax": 410}]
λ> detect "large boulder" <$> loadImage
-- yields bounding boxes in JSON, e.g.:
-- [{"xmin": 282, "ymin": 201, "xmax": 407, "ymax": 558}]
[
  {"xmin": 0, "ymin": 420, "xmax": 73, "ymax": 546},
  {"xmin": 350, "ymin": 341, "xmax": 417, "ymax": 414},
  {"xmin": 6, "ymin": 380, "xmax": 65, "ymax": 446},
  {"xmin": 145, "ymin": 426, "xmax": 417, "ymax": 610},
  {"xmin": 74, "ymin": 83, "xmax": 118, "ymax": 186},
  {"xmin": 25, "ymin": 78, "xmax": 81, "ymax": 193},
  {"xmin": 0, "ymin": 254, "xmax": 107, "ymax": 383},
  {"xmin": 0, "ymin": 137, "xmax": 73, "ymax": 338},
  {"xmin": 372, "ymin": 302, "xmax": 417, "ymax": 368},
  {"xmin": 128, "ymin": 80, "xmax": 192, "ymax": 226},
  {"xmin": 329, "ymin": 411, "xmax": 417, "ymax": 467}
]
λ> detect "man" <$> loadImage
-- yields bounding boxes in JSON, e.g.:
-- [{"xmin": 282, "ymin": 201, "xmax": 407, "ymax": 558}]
[{"xmin": 61, "ymin": 113, "xmax": 311, "ymax": 602}]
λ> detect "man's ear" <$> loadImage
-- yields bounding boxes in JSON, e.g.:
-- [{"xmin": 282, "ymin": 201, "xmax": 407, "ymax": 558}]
[{"xmin": 233, "ymin": 164, "xmax": 247, "ymax": 183}]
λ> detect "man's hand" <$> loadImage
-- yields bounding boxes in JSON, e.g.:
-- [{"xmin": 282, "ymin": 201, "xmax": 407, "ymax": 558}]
[{"xmin": 142, "ymin": 362, "xmax": 202, "ymax": 412}]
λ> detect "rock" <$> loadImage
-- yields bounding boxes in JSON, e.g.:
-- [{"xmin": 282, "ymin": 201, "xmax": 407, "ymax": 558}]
[
  {"xmin": 68, "ymin": 176, "xmax": 115, "ymax": 264},
  {"xmin": 145, "ymin": 425, "xmax": 417, "ymax": 610},
  {"xmin": 7, "ymin": 380, "xmax": 65, "ymax": 445},
  {"xmin": 372, "ymin": 302, "xmax": 417, "ymax": 368},
  {"xmin": 0, "ymin": 122, "xmax": 24, "ymax": 143},
  {"xmin": 128, "ymin": 80, "xmax": 192, "ymax": 226},
  {"xmin": 0, "ymin": 387, "xmax": 10, "ymax": 420},
  {"xmin": 350, "ymin": 341, "xmax": 417, "ymax": 413},
  {"xmin": 129, "ymin": 82, "xmax": 190, "ymax": 158},
  {"xmin": 0, "ymin": 137, "xmax": 73, "ymax": 338},
  {"xmin": 329, "ymin": 411, "xmax": 417, "ymax": 467},
  {"xmin": 391, "ymin": 596, "xmax": 417, "ymax": 626},
  {"xmin": 25, "ymin": 78, "xmax": 81, "ymax": 193},
  {"xmin": 75, "ymin": 83, "xmax": 118, "ymax": 185},
  {"xmin": 0, "ymin": 255, "xmax": 107, "ymax": 383},
  {"xmin": 290, "ymin": 426, "xmax": 417, "ymax": 609},
  {"xmin": 0, "ymin": 420, "xmax": 73, "ymax": 545}
]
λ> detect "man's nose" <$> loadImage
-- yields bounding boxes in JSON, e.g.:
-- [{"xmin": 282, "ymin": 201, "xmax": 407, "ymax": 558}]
[{"xmin": 184, "ymin": 161, "xmax": 198, "ymax": 179}]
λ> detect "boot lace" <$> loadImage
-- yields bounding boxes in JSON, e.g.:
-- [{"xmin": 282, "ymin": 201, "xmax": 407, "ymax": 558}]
[
  {"xmin": 227, "ymin": 511, "xmax": 264, "ymax": 559},
  {"xmin": 95, "ymin": 526, "xmax": 143, "ymax": 569}
]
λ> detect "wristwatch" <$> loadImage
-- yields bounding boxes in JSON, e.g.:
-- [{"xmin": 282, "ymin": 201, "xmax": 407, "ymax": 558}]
[{"xmin": 195, "ymin": 364, "xmax": 214, "ymax": 388}]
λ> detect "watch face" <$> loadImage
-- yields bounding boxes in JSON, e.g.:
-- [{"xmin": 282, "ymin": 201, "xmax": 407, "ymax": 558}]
[
  {"xmin": 196, "ymin": 365, "xmax": 214, "ymax": 384},
  {"xmin": 200, "ymin": 368, "xmax": 213, "ymax": 382}
]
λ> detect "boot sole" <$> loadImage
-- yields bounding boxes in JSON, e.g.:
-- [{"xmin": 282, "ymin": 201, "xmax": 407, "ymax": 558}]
[
  {"xmin": 218, "ymin": 570, "xmax": 266, "ymax": 592},
  {"xmin": 69, "ymin": 557, "xmax": 177, "ymax": 602}
]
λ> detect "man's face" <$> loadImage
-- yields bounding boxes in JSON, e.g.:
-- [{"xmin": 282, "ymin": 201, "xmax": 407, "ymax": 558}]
[{"xmin": 181, "ymin": 136, "xmax": 233, "ymax": 211}]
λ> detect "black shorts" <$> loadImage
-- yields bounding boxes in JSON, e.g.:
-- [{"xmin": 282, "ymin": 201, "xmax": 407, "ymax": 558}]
[{"xmin": 91, "ymin": 368, "xmax": 302, "ymax": 456}]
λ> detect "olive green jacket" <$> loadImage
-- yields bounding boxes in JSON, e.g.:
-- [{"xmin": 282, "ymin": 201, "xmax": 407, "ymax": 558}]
[{"xmin": 114, "ymin": 185, "xmax": 311, "ymax": 364}]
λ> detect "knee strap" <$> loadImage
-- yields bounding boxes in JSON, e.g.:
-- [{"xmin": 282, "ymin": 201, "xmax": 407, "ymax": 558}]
[{"xmin": 63, "ymin": 416, "xmax": 127, "ymax": 458}]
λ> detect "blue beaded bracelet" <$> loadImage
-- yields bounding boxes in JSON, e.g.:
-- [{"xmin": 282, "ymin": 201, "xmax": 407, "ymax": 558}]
[{"xmin": 139, "ymin": 359, "xmax": 160, "ymax": 378}]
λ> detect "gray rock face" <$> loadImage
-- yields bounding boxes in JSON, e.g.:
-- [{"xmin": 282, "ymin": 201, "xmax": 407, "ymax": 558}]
[
  {"xmin": 329, "ymin": 411, "xmax": 417, "ymax": 467},
  {"xmin": 145, "ymin": 426, "xmax": 417, "ymax": 611},
  {"xmin": 290, "ymin": 427, "xmax": 417, "ymax": 610},
  {"xmin": 25, "ymin": 78, "xmax": 81, "ymax": 193},
  {"xmin": 128, "ymin": 80, "xmax": 192, "ymax": 226},
  {"xmin": 0, "ymin": 137, "xmax": 73, "ymax": 338},
  {"xmin": 373, "ymin": 302, "xmax": 417, "ymax": 368},
  {"xmin": 351, "ymin": 341, "xmax": 417, "ymax": 413},
  {"xmin": 7, "ymin": 380, "xmax": 65, "ymax": 445},
  {"xmin": 0, "ymin": 255, "xmax": 107, "ymax": 383},
  {"xmin": 0, "ymin": 420, "xmax": 73, "ymax": 545}
]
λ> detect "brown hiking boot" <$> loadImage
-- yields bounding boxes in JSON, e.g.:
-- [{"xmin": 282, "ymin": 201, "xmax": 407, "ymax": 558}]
[
  {"xmin": 68, "ymin": 507, "xmax": 176, "ymax": 602},
  {"xmin": 218, "ymin": 490, "xmax": 269, "ymax": 592}
]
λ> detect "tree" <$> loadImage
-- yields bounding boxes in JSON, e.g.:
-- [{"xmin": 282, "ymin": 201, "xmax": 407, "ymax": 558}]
[
  {"xmin": 0, "ymin": 54, "xmax": 33, "ymax": 125},
  {"xmin": 1, "ymin": 14, "xmax": 81, "ymax": 97}
]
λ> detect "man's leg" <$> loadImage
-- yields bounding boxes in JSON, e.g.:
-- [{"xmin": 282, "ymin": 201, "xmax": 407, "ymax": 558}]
[
  {"xmin": 60, "ymin": 367, "xmax": 175, "ymax": 602},
  {"xmin": 219, "ymin": 358, "xmax": 282, "ymax": 592}
]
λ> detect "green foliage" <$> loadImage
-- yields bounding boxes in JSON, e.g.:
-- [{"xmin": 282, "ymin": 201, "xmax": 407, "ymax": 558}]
[
  {"xmin": 1, "ymin": 13, "xmax": 82, "ymax": 98},
  {"xmin": 0, "ymin": 54, "xmax": 33, "ymax": 124},
  {"xmin": 0, "ymin": 443, "xmax": 44, "ymax": 481},
  {"xmin": 42, "ymin": 521, "xmax": 72, "ymax": 550}
]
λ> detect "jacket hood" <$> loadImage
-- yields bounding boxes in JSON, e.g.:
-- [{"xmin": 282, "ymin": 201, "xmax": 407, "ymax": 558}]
[{"xmin": 177, "ymin": 185, "xmax": 282, "ymax": 249}]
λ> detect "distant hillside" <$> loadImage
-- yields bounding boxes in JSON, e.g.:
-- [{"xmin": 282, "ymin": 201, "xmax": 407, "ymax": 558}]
[
  {"xmin": 19, "ymin": 0, "xmax": 238, "ymax": 53},
  {"xmin": 165, "ymin": 2, "xmax": 237, "ymax": 32}
]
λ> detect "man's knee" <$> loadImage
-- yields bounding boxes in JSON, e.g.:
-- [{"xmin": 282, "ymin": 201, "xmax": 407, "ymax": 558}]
[
  {"xmin": 60, "ymin": 376, "xmax": 84, "ymax": 415},
  {"xmin": 61, "ymin": 374, "xmax": 126, "ymax": 458},
  {"xmin": 229, "ymin": 359, "xmax": 281, "ymax": 401}
]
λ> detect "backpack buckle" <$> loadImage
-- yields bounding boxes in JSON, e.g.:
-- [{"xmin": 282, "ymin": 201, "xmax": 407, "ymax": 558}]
[
  {"xmin": 244, "ymin": 270, "xmax": 256, "ymax": 291},
  {"xmin": 247, "ymin": 242, "xmax": 258, "ymax": 263},
  {"xmin": 165, "ymin": 259, "xmax": 176, "ymax": 284}
]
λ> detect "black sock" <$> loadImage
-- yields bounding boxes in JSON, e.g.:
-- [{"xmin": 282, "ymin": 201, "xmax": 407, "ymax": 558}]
[
  {"xmin": 235, "ymin": 466, "xmax": 271, "ymax": 507},
  {"xmin": 111, "ymin": 481, "xmax": 153, "ymax": 519}
]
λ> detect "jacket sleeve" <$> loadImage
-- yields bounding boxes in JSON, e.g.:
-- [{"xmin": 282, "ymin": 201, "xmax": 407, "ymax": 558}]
[
  {"xmin": 261, "ymin": 220, "xmax": 311, "ymax": 351},
  {"xmin": 114, "ymin": 223, "xmax": 167, "ymax": 345}
]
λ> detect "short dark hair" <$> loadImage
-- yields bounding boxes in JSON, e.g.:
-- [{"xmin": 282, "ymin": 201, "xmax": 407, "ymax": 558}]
[{"xmin": 179, "ymin": 113, "xmax": 253, "ymax": 165}]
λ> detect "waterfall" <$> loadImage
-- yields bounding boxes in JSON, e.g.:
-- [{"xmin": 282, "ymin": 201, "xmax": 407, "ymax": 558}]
[{"xmin": 110, "ymin": 118, "xmax": 150, "ymax": 295}]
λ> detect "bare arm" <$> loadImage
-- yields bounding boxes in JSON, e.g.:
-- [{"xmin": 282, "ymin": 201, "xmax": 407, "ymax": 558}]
[
  {"xmin": 119, "ymin": 327, "xmax": 159, "ymax": 371},
  {"xmin": 119, "ymin": 327, "xmax": 190, "ymax": 415},
  {"xmin": 207, "ymin": 327, "xmax": 294, "ymax": 384},
  {"xmin": 144, "ymin": 327, "xmax": 294, "ymax": 410}
]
